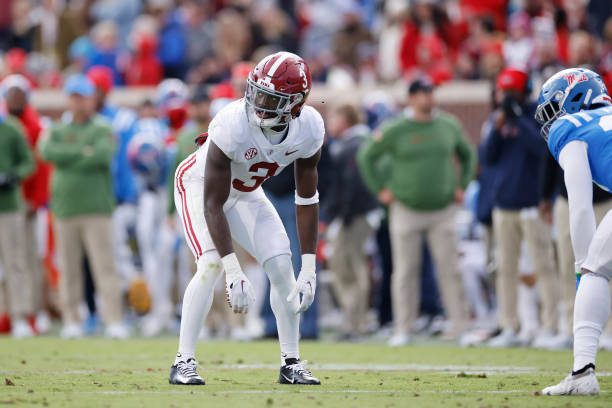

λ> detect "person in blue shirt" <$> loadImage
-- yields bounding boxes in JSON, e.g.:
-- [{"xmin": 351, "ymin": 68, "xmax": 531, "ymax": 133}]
[
  {"xmin": 150, "ymin": 1, "xmax": 188, "ymax": 79},
  {"xmin": 481, "ymin": 68, "xmax": 558, "ymax": 348},
  {"xmin": 535, "ymin": 67, "xmax": 612, "ymax": 396}
]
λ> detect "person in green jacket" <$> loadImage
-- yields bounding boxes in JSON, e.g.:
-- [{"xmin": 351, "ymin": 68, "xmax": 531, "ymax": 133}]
[
  {"xmin": 358, "ymin": 78, "xmax": 476, "ymax": 347},
  {"xmin": 0, "ymin": 114, "xmax": 34, "ymax": 338},
  {"xmin": 40, "ymin": 74, "xmax": 128, "ymax": 339}
]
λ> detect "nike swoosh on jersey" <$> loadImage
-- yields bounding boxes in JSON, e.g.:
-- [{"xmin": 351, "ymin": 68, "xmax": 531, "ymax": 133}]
[{"xmin": 285, "ymin": 149, "xmax": 299, "ymax": 156}]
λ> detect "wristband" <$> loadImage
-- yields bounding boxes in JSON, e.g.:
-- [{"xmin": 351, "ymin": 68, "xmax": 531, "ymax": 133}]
[
  {"xmin": 301, "ymin": 254, "xmax": 316, "ymax": 273},
  {"xmin": 295, "ymin": 190, "xmax": 319, "ymax": 206},
  {"xmin": 221, "ymin": 253, "xmax": 242, "ymax": 281}
]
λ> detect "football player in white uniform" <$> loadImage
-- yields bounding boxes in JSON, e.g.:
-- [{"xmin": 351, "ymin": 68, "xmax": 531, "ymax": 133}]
[{"xmin": 169, "ymin": 52, "xmax": 323, "ymax": 385}]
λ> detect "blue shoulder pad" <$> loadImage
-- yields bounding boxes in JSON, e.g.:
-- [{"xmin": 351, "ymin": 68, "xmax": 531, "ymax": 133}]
[{"xmin": 547, "ymin": 116, "xmax": 580, "ymax": 161}]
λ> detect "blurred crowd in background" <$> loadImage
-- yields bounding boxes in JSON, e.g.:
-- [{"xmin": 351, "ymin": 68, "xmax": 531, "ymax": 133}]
[
  {"xmin": 1, "ymin": 0, "xmax": 612, "ymax": 352},
  {"xmin": 0, "ymin": 0, "xmax": 611, "ymax": 88}
]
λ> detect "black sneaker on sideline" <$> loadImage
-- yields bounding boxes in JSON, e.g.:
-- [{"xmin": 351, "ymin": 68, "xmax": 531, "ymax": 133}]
[
  {"xmin": 169, "ymin": 358, "xmax": 205, "ymax": 385},
  {"xmin": 279, "ymin": 359, "xmax": 321, "ymax": 385}
]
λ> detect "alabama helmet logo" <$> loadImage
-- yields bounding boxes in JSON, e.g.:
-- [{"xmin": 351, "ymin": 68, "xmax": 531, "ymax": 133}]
[{"xmin": 245, "ymin": 147, "xmax": 258, "ymax": 160}]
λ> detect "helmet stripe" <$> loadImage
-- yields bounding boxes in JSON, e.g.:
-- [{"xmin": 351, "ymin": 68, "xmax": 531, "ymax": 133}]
[
  {"xmin": 583, "ymin": 88, "xmax": 593, "ymax": 106},
  {"xmin": 267, "ymin": 52, "xmax": 291, "ymax": 78}
]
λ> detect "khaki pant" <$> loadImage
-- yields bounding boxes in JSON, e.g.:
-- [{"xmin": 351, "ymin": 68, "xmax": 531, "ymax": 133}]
[
  {"xmin": 0, "ymin": 211, "xmax": 32, "ymax": 320},
  {"xmin": 493, "ymin": 208, "xmax": 558, "ymax": 332},
  {"xmin": 0, "ymin": 280, "xmax": 6, "ymax": 315},
  {"xmin": 554, "ymin": 197, "xmax": 612, "ymax": 336},
  {"xmin": 329, "ymin": 216, "xmax": 373, "ymax": 334},
  {"xmin": 389, "ymin": 202, "xmax": 468, "ymax": 335},
  {"xmin": 55, "ymin": 215, "xmax": 123, "ymax": 326},
  {"xmin": 25, "ymin": 211, "xmax": 44, "ymax": 312}
]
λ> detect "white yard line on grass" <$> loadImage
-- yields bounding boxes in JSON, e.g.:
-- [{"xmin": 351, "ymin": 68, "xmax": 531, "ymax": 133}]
[
  {"xmin": 79, "ymin": 389, "xmax": 612, "ymax": 396},
  {"xmin": 3, "ymin": 366, "xmax": 612, "ymax": 376},
  {"xmin": 3, "ymin": 365, "xmax": 533, "ymax": 377},
  {"xmin": 222, "ymin": 363, "xmax": 537, "ymax": 374}
]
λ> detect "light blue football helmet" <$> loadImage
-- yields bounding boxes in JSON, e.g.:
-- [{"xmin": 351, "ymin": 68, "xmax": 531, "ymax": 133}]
[{"xmin": 535, "ymin": 67, "xmax": 611, "ymax": 139}]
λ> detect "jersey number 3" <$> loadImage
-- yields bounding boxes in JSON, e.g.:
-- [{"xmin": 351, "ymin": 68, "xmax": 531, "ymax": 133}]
[{"xmin": 232, "ymin": 162, "xmax": 280, "ymax": 192}]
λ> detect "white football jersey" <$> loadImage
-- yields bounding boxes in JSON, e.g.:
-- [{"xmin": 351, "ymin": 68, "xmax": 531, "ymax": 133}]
[{"xmin": 193, "ymin": 99, "xmax": 324, "ymax": 197}]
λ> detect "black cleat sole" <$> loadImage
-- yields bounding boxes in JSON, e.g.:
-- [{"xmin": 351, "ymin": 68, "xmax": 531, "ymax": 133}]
[
  {"xmin": 169, "ymin": 379, "xmax": 206, "ymax": 385},
  {"xmin": 278, "ymin": 373, "xmax": 321, "ymax": 385}
]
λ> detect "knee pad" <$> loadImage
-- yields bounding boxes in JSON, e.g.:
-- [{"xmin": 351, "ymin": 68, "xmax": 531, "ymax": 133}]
[
  {"xmin": 196, "ymin": 250, "xmax": 223, "ymax": 282},
  {"xmin": 263, "ymin": 254, "xmax": 295, "ymax": 287}
]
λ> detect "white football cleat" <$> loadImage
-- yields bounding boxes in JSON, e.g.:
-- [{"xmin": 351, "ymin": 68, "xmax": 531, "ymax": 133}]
[
  {"xmin": 35, "ymin": 311, "xmax": 52, "ymax": 334},
  {"xmin": 105, "ymin": 323, "xmax": 131, "ymax": 339},
  {"xmin": 531, "ymin": 330, "xmax": 556, "ymax": 349},
  {"xmin": 459, "ymin": 328, "xmax": 496, "ymax": 347},
  {"xmin": 60, "ymin": 324, "xmax": 84, "ymax": 339},
  {"xmin": 533, "ymin": 333, "xmax": 572, "ymax": 350},
  {"xmin": 487, "ymin": 329, "xmax": 519, "ymax": 348},
  {"xmin": 11, "ymin": 319, "xmax": 34, "ymax": 338},
  {"xmin": 542, "ymin": 367, "xmax": 599, "ymax": 396},
  {"xmin": 141, "ymin": 316, "xmax": 167, "ymax": 337},
  {"xmin": 387, "ymin": 333, "xmax": 411, "ymax": 347},
  {"xmin": 169, "ymin": 358, "xmax": 205, "ymax": 385}
]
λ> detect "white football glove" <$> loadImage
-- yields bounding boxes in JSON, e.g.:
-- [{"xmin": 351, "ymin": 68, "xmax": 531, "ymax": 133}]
[
  {"xmin": 226, "ymin": 275, "xmax": 256, "ymax": 314},
  {"xmin": 287, "ymin": 254, "xmax": 317, "ymax": 314},
  {"xmin": 222, "ymin": 253, "xmax": 255, "ymax": 314}
]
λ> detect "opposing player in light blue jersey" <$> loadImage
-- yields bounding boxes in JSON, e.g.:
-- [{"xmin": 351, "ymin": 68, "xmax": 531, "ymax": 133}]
[{"xmin": 535, "ymin": 67, "xmax": 612, "ymax": 395}]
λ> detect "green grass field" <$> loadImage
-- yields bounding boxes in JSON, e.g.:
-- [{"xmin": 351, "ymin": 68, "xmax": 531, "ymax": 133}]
[{"xmin": 1, "ymin": 338, "xmax": 611, "ymax": 407}]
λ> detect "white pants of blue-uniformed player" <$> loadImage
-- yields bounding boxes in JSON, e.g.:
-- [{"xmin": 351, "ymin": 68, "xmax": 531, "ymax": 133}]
[{"xmin": 572, "ymin": 209, "xmax": 612, "ymax": 371}]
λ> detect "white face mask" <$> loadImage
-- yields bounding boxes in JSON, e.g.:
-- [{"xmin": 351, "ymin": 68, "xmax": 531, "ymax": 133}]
[{"xmin": 245, "ymin": 78, "xmax": 303, "ymax": 129}]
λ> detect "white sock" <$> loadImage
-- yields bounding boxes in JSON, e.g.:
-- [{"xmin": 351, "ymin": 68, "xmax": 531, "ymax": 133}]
[
  {"xmin": 573, "ymin": 273, "xmax": 610, "ymax": 372},
  {"xmin": 175, "ymin": 251, "xmax": 223, "ymax": 365},
  {"xmin": 263, "ymin": 255, "xmax": 300, "ymax": 364}
]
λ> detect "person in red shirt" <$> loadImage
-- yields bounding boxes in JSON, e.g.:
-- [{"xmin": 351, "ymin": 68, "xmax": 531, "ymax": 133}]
[
  {"xmin": 398, "ymin": 2, "xmax": 457, "ymax": 83},
  {"xmin": 3, "ymin": 49, "xmax": 37, "ymax": 88},
  {"xmin": 125, "ymin": 35, "xmax": 163, "ymax": 86},
  {"xmin": 0, "ymin": 74, "xmax": 52, "ymax": 334}
]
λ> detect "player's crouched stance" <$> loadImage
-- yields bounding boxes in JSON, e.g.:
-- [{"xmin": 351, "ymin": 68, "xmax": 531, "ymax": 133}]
[
  {"xmin": 169, "ymin": 52, "xmax": 323, "ymax": 386},
  {"xmin": 535, "ymin": 68, "xmax": 612, "ymax": 395}
]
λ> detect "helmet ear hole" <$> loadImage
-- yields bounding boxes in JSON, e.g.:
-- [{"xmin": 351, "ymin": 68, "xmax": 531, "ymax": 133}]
[{"xmin": 571, "ymin": 93, "xmax": 583, "ymax": 102}]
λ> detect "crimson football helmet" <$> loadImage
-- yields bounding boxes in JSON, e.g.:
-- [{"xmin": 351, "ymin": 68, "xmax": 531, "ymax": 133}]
[{"xmin": 245, "ymin": 52, "xmax": 312, "ymax": 128}]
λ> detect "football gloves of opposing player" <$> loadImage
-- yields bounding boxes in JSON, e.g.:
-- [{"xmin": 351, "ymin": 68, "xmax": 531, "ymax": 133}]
[
  {"xmin": 222, "ymin": 253, "xmax": 256, "ymax": 314},
  {"xmin": 287, "ymin": 254, "xmax": 317, "ymax": 314}
]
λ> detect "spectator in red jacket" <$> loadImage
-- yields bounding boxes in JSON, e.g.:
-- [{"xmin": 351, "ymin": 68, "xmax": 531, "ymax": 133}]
[
  {"xmin": 125, "ymin": 35, "xmax": 163, "ymax": 86},
  {"xmin": 398, "ymin": 2, "xmax": 456, "ymax": 83},
  {"xmin": 460, "ymin": 0, "xmax": 508, "ymax": 32},
  {"xmin": 3, "ymin": 48, "xmax": 37, "ymax": 87},
  {"xmin": 0, "ymin": 73, "xmax": 51, "ymax": 334}
]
